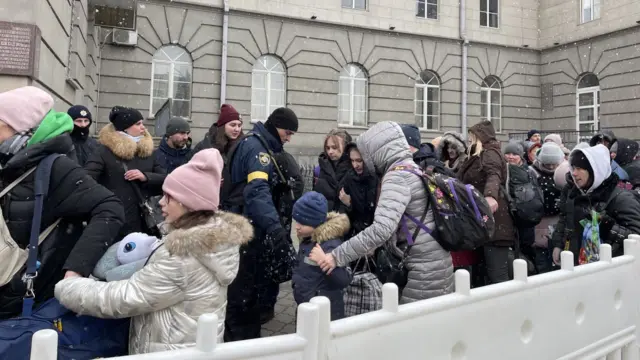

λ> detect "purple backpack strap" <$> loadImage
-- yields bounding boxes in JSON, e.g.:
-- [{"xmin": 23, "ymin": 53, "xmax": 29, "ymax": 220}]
[
  {"xmin": 313, "ymin": 165, "xmax": 320, "ymax": 179},
  {"xmin": 389, "ymin": 164, "xmax": 434, "ymax": 246}
]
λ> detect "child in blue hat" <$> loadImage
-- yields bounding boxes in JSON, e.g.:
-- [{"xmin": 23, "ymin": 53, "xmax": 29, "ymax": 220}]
[{"xmin": 291, "ymin": 191, "xmax": 352, "ymax": 320}]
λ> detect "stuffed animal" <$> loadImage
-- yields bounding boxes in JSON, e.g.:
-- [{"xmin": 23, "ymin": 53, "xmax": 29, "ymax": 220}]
[{"xmin": 93, "ymin": 233, "xmax": 160, "ymax": 281}]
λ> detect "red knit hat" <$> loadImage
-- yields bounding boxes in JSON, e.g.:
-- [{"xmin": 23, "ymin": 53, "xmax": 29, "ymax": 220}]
[{"xmin": 216, "ymin": 104, "xmax": 240, "ymax": 127}]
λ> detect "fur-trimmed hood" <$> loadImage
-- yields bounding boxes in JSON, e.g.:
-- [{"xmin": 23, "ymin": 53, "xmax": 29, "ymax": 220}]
[
  {"xmin": 165, "ymin": 211, "xmax": 253, "ymax": 257},
  {"xmin": 438, "ymin": 131, "xmax": 468, "ymax": 168},
  {"xmin": 311, "ymin": 212, "xmax": 350, "ymax": 243},
  {"xmin": 99, "ymin": 123, "xmax": 154, "ymax": 160}
]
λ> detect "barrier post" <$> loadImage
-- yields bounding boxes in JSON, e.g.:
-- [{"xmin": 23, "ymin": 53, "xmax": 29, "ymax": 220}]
[
  {"xmin": 382, "ymin": 283, "xmax": 399, "ymax": 312},
  {"xmin": 310, "ymin": 296, "xmax": 331, "ymax": 360},
  {"xmin": 454, "ymin": 269, "xmax": 471, "ymax": 296},
  {"xmin": 513, "ymin": 259, "xmax": 529, "ymax": 283},
  {"xmin": 297, "ymin": 302, "xmax": 320, "ymax": 360},
  {"xmin": 195, "ymin": 313, "xmax": 218, "ymax": 353},
  {"xmin": 625, "ymin": 236, "xmax": 640, "ymax": 359},
  {"xmin": 30, "ymin": 329, "xmax": 57, "ymax": 360},
  {"xmin": 600, "ymin": 244, "xmax": 612, "ymax": 263},
  {"xmin": 561, "ymin": 251, "xmax": 575, "ymax": 271}
]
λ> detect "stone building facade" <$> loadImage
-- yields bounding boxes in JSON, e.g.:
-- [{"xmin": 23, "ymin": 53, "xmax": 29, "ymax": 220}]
[{"xmin": 0, "ymin": 0, "xmax": 638, "ymax": 156}]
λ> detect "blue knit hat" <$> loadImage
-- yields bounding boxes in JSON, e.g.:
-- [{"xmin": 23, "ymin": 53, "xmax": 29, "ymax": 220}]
[{"xmin": 293, "ymin": 191, "xmax": 328, "ymax": 228}]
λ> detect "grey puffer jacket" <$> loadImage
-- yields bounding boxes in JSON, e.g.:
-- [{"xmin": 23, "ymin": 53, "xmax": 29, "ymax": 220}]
[
  {"xmin": 331, "ymin": 121, "xmax": 454, "ymax": 303},
  {"xmin": 55, "ymin": 212, "xmax": 253, "ymax": 354}
]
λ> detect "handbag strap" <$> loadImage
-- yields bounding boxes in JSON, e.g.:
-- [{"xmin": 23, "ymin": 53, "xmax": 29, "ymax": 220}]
[
  {"xmin": 121, "ymin": 163, "xmax": 147, "ymax": 205},
  {"xmin": 0, "ymin": 166, "xmax": 36, "ymax": 198},
  {"xmin": 23, "ymin": 154, "xmax": 63, "ymax": 317}
]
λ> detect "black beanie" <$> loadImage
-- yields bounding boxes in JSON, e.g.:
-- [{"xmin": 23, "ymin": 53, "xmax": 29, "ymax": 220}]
[
  {"xmin": 109, "ymin": 106, "xmax": 143, "ymax": 131},
  {"xmin": 265, "ymin": 107, "xmax": 299, "ymax": 132},
  {"xmin": 165, "ymin": 117, "xmax": 190, "ymax": 136},
  {"xmin": 570, "ymin": 150, "xmax": 594, "ymax": 184},
  {"xmin": 527, "ymin": 129, "xmax": 539, "ymax": 141},
  {"xmin": 67, "ymin": 105, "xmax": 92, "ymax": 123}
]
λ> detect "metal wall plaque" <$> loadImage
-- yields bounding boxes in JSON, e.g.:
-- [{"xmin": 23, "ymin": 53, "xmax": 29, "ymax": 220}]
[{"xmin": 0, "ymin": 21, "xmax": 41, "ymax": 77}]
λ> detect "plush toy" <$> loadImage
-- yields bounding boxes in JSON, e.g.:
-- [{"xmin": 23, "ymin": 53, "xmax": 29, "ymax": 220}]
[{"xmin": 93, "ymin": 232, "xmax": 161, "ymax": 281}]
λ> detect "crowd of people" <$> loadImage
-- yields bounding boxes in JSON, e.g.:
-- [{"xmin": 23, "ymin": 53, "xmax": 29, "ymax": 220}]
[{"xmin": 1, "ymin": 85, "xmax": 640, "ymax": 357}]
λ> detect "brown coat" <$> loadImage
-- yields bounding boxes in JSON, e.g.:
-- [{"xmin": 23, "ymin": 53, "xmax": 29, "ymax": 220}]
[{"xmin": 457, "ymin": 121, "xmax": 515, "ymax": 246}]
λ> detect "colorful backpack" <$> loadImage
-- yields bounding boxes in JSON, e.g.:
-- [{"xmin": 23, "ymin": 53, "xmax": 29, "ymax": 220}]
[{"xmin": 390, "ymin": 164, "xmax": 495, "ymax": 252}]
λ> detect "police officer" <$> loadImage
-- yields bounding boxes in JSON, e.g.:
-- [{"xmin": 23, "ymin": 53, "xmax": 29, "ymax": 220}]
[{"xmin": 223, "ymin": 107, "xmax": 299, "ymax": 341}]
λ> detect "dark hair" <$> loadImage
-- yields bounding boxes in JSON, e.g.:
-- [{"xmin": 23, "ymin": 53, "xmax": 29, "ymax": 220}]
[
  {"xmin": 210, "ymin": 125, "xmax": 243, "ymax": 155},
  {"xmin": 170, "ymin": 210, "xmax": 216, "ymax": 230}
]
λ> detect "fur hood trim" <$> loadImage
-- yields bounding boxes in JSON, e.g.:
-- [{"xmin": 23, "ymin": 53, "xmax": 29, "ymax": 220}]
[
  {"xmin": 312, "ymin": 212, "xmax": 350, "ymax": 243},
  {"xmin": 437, "ymin": 131, "xmax": 467, "ymax": 155},
  {"xmin": 165, "ymin": 211, "xmax": 253, "ymax": 256},
  {"xmin": 99, "ymin": 123, "xmax": 154, "ymax": 160}
]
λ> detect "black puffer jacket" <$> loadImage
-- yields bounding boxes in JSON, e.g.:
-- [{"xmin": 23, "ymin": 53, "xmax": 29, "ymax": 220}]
[
  {"xmin": 272, "ymin": 150, "xmax": 304, "ymax": 234},
  {"xmin": 340, "ymin": 167, "xmax": 378, "ymax": 238},
  {"xmin": 84, "ymin": 124, "xmax": 166, "ymax": 237},
  {"xmin": 313, "ymin": 152, "xmax": 352, "ymax": 212},
  {"xmin": 413, "ymin": 143, "xmax": 455, "ymax": 177},
  {"xmin": 70, "ymin": 130, "xmax": 99, "ymax": 166},
  {"xmin": 551, "ymin": 173, "xmax": 640, "ymax": 263},
  {"xmin": 0, "ymin": 134, "xmax": 124, "ymax": 318},
  {"xmin": 529, "ymin": 162, "xmax": 562, "ymax": 216}
]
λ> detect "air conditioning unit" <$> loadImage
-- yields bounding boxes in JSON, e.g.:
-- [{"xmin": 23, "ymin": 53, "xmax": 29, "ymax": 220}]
[{"xmin": 112, "ymin": 29, "xmax": 137, "ymax": 46}]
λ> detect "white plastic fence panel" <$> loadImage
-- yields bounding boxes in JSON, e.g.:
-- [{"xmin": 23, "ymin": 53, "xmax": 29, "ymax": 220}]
[
  {"xmin": 325, "ymin": 241, "xmax": 640, "ymax": 360},
  {"xmin": 29, "ymin": 240, "xmax": 640, "ymax": 360}
]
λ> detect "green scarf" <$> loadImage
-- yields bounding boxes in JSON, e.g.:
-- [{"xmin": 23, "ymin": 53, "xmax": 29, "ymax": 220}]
[{"xmin": 27, "ymin": 110, "xmax": 74, "ymax": 147}]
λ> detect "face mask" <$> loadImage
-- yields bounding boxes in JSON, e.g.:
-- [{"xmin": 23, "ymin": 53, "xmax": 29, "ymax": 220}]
[{"xmin": 118, "ymin": 131, "xmax": 142, "ymax": 143}]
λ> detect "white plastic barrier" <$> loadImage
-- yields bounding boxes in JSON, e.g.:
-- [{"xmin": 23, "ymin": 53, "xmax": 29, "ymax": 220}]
[{"xmin": 30, "ymin": 239, "xmax": 640, "ymax": 360}]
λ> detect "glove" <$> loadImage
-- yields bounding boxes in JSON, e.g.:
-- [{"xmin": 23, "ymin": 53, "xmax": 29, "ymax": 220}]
[
  {"xmin": 598, "ymin": 213, "xmax": 616, "ymax": 241},
  {"xmin": 265, "ymin": 228, "xmax": 297, "ymax": 283}
]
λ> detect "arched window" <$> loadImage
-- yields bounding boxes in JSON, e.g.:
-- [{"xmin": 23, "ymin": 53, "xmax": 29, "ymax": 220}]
[
  {"xmin": 150, "ymin": 45, "xmax": 192, "ymax": 118},
  {"xmin": 338, "ymin": 64, "xmax": 368, "ymax": 126},
  {"xmin": 481, "ymin": 75, "xmax": 502, "ymax": 132},
  {"xmin": 576, "ymin": 73, "xmax": 600, "ymax": 138},
  {"xmin": 251, "ymin": 55, "xmax": 286, "ymax": 122},
  {"xmin": 414, "ymin": 70, "xmax": 440, "ymax": 130}
]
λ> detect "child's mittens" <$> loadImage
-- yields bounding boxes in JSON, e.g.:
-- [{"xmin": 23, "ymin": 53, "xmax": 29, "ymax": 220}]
[
  {"xmin": 105, "ymin": 258, "xmax": 149, "ymax": 281},
  {"xmin": 93, "ymin": 242, "xmax": 121, "ymax": 280},
  {"xmin": 117, "ymin": 232, "xmax": 160, "ymax": 265}
]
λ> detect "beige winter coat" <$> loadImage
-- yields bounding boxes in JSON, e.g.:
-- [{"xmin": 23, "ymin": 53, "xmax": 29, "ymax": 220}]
[{"xmin": 54, "ymin": 212, "xmax": 253, "ymax": 354}]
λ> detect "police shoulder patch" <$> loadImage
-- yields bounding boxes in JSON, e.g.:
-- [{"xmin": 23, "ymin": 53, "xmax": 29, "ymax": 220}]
[{"xmin": 258, "ymin": 152, "xmax": 271, "ymax": 166}]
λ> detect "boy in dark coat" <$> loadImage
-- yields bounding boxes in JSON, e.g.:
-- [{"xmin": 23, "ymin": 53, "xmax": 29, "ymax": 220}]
[{"xmin": 292, "ymin": 191, "xmax": 352, "ymax": 320}]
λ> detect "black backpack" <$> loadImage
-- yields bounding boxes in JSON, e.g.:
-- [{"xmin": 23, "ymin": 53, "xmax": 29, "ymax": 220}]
[
  {"xmin": 504, "ymin": 164, "xmax": 544, "ymax": 228},
  {"xmin": 390, "ymin": 164, "xmax": 495, "ymax": 252}
]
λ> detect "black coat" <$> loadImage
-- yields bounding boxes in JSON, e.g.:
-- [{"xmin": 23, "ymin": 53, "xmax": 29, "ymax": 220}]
[
  {"xmin": 272, "ymin": 151, "xmax": 304, "ymax": 234},
  {"xmin": 551, "ymin": 173, "xmax": 640, "ymax": 263},
  {"xmin": 84, "ymin": 124, "xmax": 166, "ymax": 237},
  {"xmin": 0, "ymin": 134, "xmax": 124, "ymax": 318},
  {"xmin": 340, "ymin": 168, "xmax": 378, "ymax": 238},
  {"xmin": 71, "ymin": 132, "xmax": 99, "ymax": 166},
  {"xmin": 153, "ymin": 137, "xmax": 191, "ymax": 174},
  {"xmin": 313, "ymin": 152, "xmax": 352, "ymax": 212}
]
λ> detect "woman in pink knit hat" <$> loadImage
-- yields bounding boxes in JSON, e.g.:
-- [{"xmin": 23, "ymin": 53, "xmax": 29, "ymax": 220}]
[{"xmin": 56, "ymin": 148, "xmax": 254, "ymax": 354}]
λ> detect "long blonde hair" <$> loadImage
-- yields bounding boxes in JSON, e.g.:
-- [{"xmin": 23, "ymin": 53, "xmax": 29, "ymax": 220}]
[{"xmin": 467, "ymin": 132, "xmax": 483, "ymax": 157}]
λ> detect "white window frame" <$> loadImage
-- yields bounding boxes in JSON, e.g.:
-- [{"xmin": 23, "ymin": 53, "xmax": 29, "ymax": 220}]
[
  {"xmin": 480, "ymin": 0, "xmax": 499, "ymax": 28},
  {"xmin": 416, "ymin": 0, "xmax": 438, "ymax": 20},
  {"xmin": 149, "ymin": 45, "xmax": 192, "ymax": 118},
  {"xmin": 338, "ymin": 64, "xmax": 368, "ymax": 127},
  {"xmin": 581, "ymin": 0, "xmax": 601, "ymax": 23},
  {"xmin": 481, "ymin": 76, "xmax": 502, "ymax": 133},
  {"xmin": 251, "ymin": 55, "xmax": 287, "ymax": 123},
  {"xmin": 414, "ymin": 70, "xmax": 440, "ymax": 131},
  {"xmin": 576, "ymin": 75, "xmax": 600, "ymax": 141},
  {"xmin": 342, "ymin": 0, "xmax": 366, "ymax": 10}
]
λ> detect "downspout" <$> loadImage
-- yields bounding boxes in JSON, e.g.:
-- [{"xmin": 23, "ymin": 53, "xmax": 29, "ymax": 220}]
[
  {"xmin": 220, "ymin": 0, "xmax": 229, "ymax": 104},
  {"xmin": 460, "ymin": 0, "xmax": 468, "ymax": 136}
]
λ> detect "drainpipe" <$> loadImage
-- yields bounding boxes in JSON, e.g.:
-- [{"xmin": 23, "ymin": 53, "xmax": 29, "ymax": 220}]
[
  {"xmin": 460, "ymin": 0, "xmax": 469, "ymax": 137},
  {"xmin": 220, "ymin": 0, "xmax": 229, "ymax": 105}
]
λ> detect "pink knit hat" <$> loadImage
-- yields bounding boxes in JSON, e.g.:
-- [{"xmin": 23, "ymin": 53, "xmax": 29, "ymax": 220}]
[
  {"xmin": 0, "ymin": 86, "xmax": 54, "ymax": 133},
  {"xmin": 162, "ymin": 148, "xmax": 223, "ymax": 211}
]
